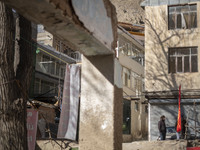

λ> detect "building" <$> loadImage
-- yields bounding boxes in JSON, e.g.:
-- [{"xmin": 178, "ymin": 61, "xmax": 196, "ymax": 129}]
[
  {"xmin": 117, "ymin": 24, "xmax": 148, "ymax": 142},
  {"xmin": 31, "ymin": 24, "xmax": 81, "ymax": 102},
  {"xmin": 31, "ymin": 43, "xmax": 76, "ymax": 102},
  {"xmin": 141, "ymin": 0, "xmax": 200, "ymax": 140},
  {"xmin": 37, "ymin": 24, "xmax": 81, "ymax": 62},
  {"xmin": 2, "ymin": 1, "xmax": 123, "ymax": 149}
]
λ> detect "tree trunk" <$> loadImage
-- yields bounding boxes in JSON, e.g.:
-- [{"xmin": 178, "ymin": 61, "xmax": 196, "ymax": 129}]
[{"xmin": 0, "ymin": 2, "xmax": 33, "ymax": 150}]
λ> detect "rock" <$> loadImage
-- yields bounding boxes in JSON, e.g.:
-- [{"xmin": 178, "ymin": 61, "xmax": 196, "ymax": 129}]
[{"xmin": 110, "ymin": 0, "xmax": 145, "ymax": 25}]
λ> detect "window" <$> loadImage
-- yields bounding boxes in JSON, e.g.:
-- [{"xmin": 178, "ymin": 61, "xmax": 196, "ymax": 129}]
[
  {"xmin": 123, "ymin": 67, "xmax": 131, "ymax": 88},
  {"xmin": 168, "ymin": 4, "xmax": 197, "ymax": 30},
  {"xmin": 169, "ymin": 47, "xmax": 198, "ymax": 73},
  {"xmin": 135, "ymin": 102, "xmax": 139, "ymax": 112},
  {"xmin": 131, "ymin": 72, "xmax": 135, "ymax": 89},
  {"xmin": 135, "ymin": 77, "xmax": 142, "ymax": 97},
  {"xmin": 42, "ymin": 55, "xmax": 51, "ymax": 73}
]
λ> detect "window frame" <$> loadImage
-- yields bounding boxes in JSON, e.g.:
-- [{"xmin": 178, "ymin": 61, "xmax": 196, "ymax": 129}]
[
  {"xmin": 135, "ymin": 102, "xmax": 139, "ymax": 112},
  {"xmin": 168, "ymin": 47, "xmax": 198, "ymax": 74},
  {"xmin": 168, "ymin": 4, "xmax": 197, "ymax": 30}
]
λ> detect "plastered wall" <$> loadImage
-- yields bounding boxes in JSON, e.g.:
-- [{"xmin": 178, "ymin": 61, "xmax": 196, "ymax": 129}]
[{"xmin": 145, "ymin": 3, "xmax": 200, "ymax": 92}]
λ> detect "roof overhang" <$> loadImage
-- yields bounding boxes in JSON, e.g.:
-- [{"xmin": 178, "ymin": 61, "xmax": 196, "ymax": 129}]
[{"xmin": 1, "ymin": 0, "xmax": 117, "ymax": 56}]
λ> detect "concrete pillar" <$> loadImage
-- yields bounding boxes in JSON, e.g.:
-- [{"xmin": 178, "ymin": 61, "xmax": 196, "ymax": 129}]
[{"xmin": 80, "ymin": 55, "xmax": 123, "ymax": 150}]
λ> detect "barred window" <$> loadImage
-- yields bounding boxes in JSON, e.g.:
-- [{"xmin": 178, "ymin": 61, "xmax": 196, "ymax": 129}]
[
  {"xmin": 168, "ymin": 4, "xmax": 197, "ymax": 30},
  {"xmin": 169, "ymin": 47, "xmax": 198, "ymax": 73}
]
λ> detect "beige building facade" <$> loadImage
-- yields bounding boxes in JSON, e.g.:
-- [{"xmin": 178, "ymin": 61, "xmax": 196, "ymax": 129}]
[
  {"xmin": 118, "ymin": 26, "xmax": 148, "ymax": 142},
  {"xmin": 142, "ymin": 0, "xmax": 200, "ymax": 140}
]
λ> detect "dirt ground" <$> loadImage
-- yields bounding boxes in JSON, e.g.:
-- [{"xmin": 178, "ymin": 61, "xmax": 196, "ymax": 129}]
[
  {"xmin": 123, "ymin": 140, "xmax": 188, "ymax": 150},
  {"xmin": 110, "ymin": 0, "xmax": 145, "ymax": 24}
]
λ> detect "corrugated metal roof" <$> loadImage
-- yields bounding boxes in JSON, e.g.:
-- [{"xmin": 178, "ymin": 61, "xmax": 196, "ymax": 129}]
[{"xmin": 141, "ymin": 0, "xmax": 199, "ymax": 6}]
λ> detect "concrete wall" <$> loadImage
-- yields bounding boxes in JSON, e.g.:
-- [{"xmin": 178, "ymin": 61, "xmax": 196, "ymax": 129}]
[
  {"xmin": 149, "ymin": 99, "xmax": 200, "ymax": 141},
  {"xmin": 80, "ymin": 55, "xmax": 123, "ymax": 150},
  {"xmin": 145, "ymin": 3, "xmax": 200, "ymax": 93}
]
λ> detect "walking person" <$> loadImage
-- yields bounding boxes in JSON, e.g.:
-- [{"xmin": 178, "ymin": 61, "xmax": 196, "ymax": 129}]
[{"xmin": 158, "ymin": 115, "xmax": 166, "ymax": 140}]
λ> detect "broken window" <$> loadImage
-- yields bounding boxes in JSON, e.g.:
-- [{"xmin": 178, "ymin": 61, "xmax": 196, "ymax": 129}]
[
  {"xmin": 169, "ymin": 47, "xmax": 198, "ymax": 73},
  {"xmin": 168, "ymin": 4, "xmax": 197, "ymax": 30}
]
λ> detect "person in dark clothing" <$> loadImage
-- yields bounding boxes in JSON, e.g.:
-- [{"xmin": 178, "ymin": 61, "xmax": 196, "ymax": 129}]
[
  {"xmin": 175, "ymin": 115, "xmax": 187, "ymax": 139},
  {"xmin": 181, "ymin": 116, "xmax": 187, "ymax": 139},
  {"xmin": 158, "ymin": 115, "xmax": 166, "ymax": 140}
]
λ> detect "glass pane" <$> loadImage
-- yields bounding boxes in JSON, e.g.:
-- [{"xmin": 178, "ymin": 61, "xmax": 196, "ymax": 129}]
[
  {"xmin": 183, "ymin": 13, "xmax": 189, "ymax": 29},
  {"xmin": 181, "ymin": 5, "xmax": 189, "ymax": 12},
  {"xmin": 176, "ymin": 6, "xmax": 182, "ymax": 13},
  {"xmin": 191, "ymin": 47, "xmax": 197, "ymax": 54},
  {"xmin": 169, "ymin": 49, "xmax": 176, "ymax": 55},
  {"xmin": 177, "ymin": 14, "xmax": 182, "ymax": 28},
  {"xmin": 190, "ymin": 4, "xmax": 197, "ymax": 11},
  {"xmin": 169, "ymin": 14, "xmax": 175, "ymax": 29},
  {"xmin": 190, "ymin": 12, "xmax": 197, "ymax": 28},
  {"xmin": 177, "ymin": 48, "xmax": 189, "ymax": 55},
  {"xmin": 177, "ymin": 57, "xmax": 182, "ymax": 72},
  {"xmin": 191, "ymin": 56, "xmax": 198, "ymax": 72},
  {"xmin": 169, "ymin": 7, "xmax": 175, "ymax": 13},
  {"xmin": 184, "ymin": 56, "xmax": 190, "ymax": 72},
  {"xmin": 169, "ymin": 57, "xmax": 176, "ymax": 73}
]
